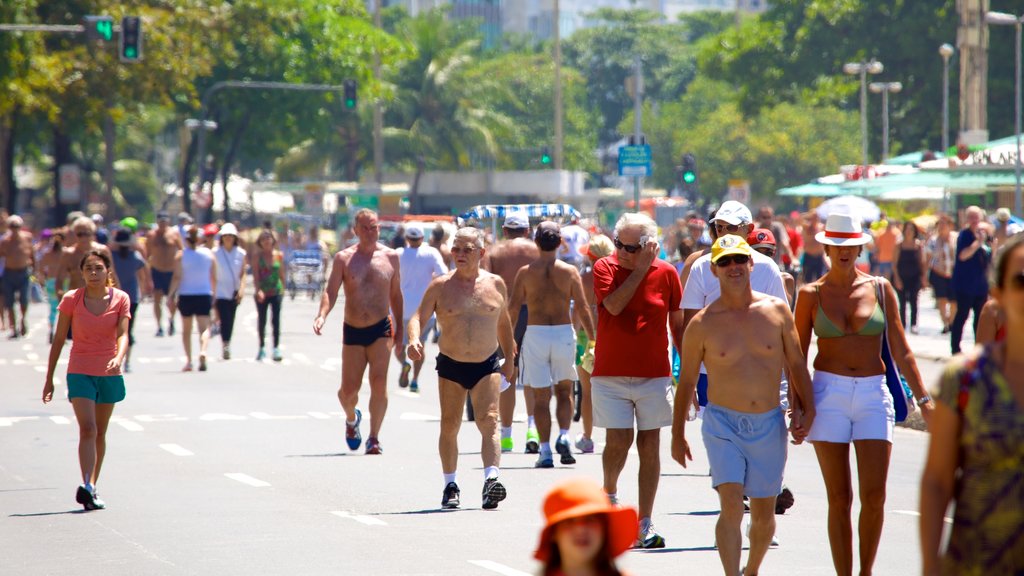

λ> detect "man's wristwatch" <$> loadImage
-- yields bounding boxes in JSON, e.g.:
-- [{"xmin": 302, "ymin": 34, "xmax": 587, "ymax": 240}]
[{"xmin": 916, "ymin": 395, "xmax": 932, "ymax": 407}]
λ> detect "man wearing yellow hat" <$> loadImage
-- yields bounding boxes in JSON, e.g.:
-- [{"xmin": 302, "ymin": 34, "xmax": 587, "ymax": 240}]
[{"xmin": 672, "ymin": 236, "xmax": 814, "ymax": 576}]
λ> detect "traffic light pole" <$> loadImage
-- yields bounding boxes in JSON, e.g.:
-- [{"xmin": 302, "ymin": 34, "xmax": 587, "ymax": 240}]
[
  {"xmin": 632, "ymin": 56, "xmax": 644, "ymax": 210},
  {"xmin": 191, "ymin": 80, "xmax": 353, "ymax": 222}
]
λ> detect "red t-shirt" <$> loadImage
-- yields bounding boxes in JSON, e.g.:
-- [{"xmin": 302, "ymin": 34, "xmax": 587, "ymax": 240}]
[
  {"xmin": 58, "ymin": 288, "xmax": 131, "ymax": 376},
  {"xmin": 592, "ymin": 255, "xmax": 682, "ymax": 378},
  {"xmin": 784, "ymin": 225, "xmax": 802, "ymax": 266}
]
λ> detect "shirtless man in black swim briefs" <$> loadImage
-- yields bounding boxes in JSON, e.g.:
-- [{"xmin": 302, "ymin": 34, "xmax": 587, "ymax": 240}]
[
  {"xmin": 314, "ymin": 209, "xmax": 403, "ymax": 455},
  {"xmin": 408, "ymin": 227, "xmax": 516, "ymax": 510}
]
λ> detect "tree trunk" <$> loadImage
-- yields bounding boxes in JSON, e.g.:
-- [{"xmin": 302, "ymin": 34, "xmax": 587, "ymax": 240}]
[
  {"xmin": 216, "ymin": 111, "xmax": 250, "ymax": 223},
  {"xmin": 0, "ymin": 112, "xmax": 15, "ymax": 215},
  {"xmin": 103, "ymin": 111, "xmax": 116, "ymax": 218},
  {"xmin": 52, "ymin": 125, "xmax": 74, "ymax": 227},
  {"xmin": 178, "ymin": 133, "xmax": 197, "ymax": 215}
]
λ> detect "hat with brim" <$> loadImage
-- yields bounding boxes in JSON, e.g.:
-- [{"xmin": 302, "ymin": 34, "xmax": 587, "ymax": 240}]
[
  {"xmin": 533, "ymin": 478, "xmax": 638, "ymax": 562},
  {"xmin": 580, "ymin": 234, "xmax": 615, "ymax": 260},
  {"xmin": 710, "ymin": 235, "xmax": 753, "ymax": 264},
  {"xmin": 218, "ymin": 223, "xmax": 239, "ymax": 237},
  {"xmin": 815, "ymin": 213, "xmax": 872, "ymax": 247}
]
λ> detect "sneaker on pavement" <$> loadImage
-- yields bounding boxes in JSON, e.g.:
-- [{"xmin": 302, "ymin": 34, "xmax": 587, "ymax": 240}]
[
  {"xmin": 223, "ymin": 345, "xmax": 231, "ymax": 360},
  {"xmin": 534, "ymin": 454, "xmax": 554, "ymax": 468},
  {"xmin": 256, "ymin": 348, "xmax": 266, "ymax": 361},
  {"xmin": 481, "ymin": 478, "xmax": 506, "ymax": 510},
  {"xmin": 441, "ymin": 482, "xmax": 460, "ymax": 509},
  {"xmin": 574, "ymin": 434, "xmax": 595, "ymax": 454},
  {"xmin": 775, "ymin": 486, "xmax": 794, "ymax": 514},
  {"xmin": 168, "ymin": 322, "xmax": 175, "ymax": 336},
  {"xmin": 410, "ymin": 380, "xmax": 419, "ymax": 393},
  {"xmin": 745, "ymin": 517, "xmax": 780, "ymax": 547},
  {"xmin": 155, "ymin": 327, "xmax": 164, "ymax": 337},
  {"xmin": 525, "ymin": 429, "xmax": 540, "ymax": 454},
  {"xmin": 272, "ymin": 348, "xmax": 282, "ymax": 362},
  {"xmin": 555, "ymin": 437, "xmax": 577, "ymax": 465},
  {"xmin": 399, "ymin": 362, "xmax": 411, "ymax": 388},
  {"xmin": 500, "ymin": 437, "xmax": 514, "ymax": 453},
  {"xmin": 635, "ymin": 518, "xmax": 666, "ymax": 549},
  {"xmin": 76, "ymin": 485, "xmax": 104, "ymax": 511},
  {"xmin": 346, "ymin": 408, "xmax": 363, "ymax": 450},
  {"xmin": 365, "ymin": 436, "xmax": 382, "ymax": 455}
]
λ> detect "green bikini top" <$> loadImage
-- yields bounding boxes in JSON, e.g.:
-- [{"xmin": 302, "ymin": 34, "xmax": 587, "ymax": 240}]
[{"xmin": 813, "ymin": 284, "xmax": 886, "ymax": 338}]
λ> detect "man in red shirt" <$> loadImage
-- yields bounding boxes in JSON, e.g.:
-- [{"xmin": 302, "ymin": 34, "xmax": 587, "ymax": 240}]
[{"xmin": 591, "ymin": 212, "xmax": 684, "ymax": 549}]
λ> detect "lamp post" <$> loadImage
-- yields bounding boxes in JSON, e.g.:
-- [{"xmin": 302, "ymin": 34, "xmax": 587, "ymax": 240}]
[
  {"xmin": 869, "ymin": 81, "xmax": 902, "ymax": 163},
  {"xmin": 843, "ymin": 59, "xmax": 885, "ymax": 169},
  {"xmin": 939, "ymin": 43, "xmax": 955, "ymax": 213},
  {"xmin": 986, "ymin": 11, "xmax": 1023, "ymax": 217}
]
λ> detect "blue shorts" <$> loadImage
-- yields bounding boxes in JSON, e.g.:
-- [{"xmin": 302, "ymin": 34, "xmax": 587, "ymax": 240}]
[
  {"xmin": 67, "ymin": 373, "xmax": 126, "ymax": 404},
  {"xmin": 151, "ymin": 269, "xmax": 173, "ymax": 293},
  {"xmin": 702, "ymin": 403, "xmax": 787, "ymax": 498}
]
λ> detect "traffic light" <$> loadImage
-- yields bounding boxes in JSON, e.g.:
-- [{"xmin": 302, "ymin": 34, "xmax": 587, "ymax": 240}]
[
  {"xmin": 83, "ymin": 16, "xmax": 114, "ymax": 42},
  {"xmin": 343, "ymin": 79, "xmax": 357, "ymax": 109},
  {"xmin": 119, "ymin": 16, "xmax": 143, "ymax": 62},
  {"xmin": 679, "ymin": 153, "xmax": 698, "ymax": 199},
  {"xmin": 540, "ymin": 146, "xmax": 552, "ymax": 166}
]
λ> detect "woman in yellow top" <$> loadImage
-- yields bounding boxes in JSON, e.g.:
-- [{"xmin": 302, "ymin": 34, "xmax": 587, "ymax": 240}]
[
  {"xmin": 794, "ymin": 214, "xmax": 934, "ymax": 576},
  {"xmin": 920, "ymin": 233, "xmax": 1024, "ymax": 575}
]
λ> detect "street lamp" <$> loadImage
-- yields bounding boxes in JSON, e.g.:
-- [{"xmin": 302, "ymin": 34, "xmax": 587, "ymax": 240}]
[
  {"xmin": 869, "ymin": 81, "xmax": 902, "ymax": 163},
  {"xmin": 986, "ymin": 11, "xmax": 1023, "ymax": 217},
  {"xmin": 939, "ymin": 43, "xmax": 955, "ymax": 213},
  {"xmin": 844, "ymin": 59, "xmax": 885, "ymax": 169}
]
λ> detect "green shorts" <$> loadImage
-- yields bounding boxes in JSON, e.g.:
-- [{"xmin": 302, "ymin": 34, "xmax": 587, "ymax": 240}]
[{"xmin": 67, "ymin": 373, "xmax": 126, "ymax": 404}]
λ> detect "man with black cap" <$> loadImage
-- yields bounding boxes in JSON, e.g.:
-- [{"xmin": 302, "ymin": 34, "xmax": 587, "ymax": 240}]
[
  {"xmin": 396, "ymin": 225, "xmax": 447, "ymax": 391},
  {"xmin": 483, "ymin": 212, "xmax": 541, "ymax": 453},
  {"xmin": 507, "ymin": 221, "xmax": 594, "ymax": 468},
  {"xmin": 147, "ymin": 211, "xmax": 182, "ymax": 336}
]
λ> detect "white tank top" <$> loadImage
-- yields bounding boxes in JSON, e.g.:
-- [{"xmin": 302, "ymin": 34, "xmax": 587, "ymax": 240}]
[{"xmin": 179, "ymin": 246, "xmax": 214, "ymax": 296}]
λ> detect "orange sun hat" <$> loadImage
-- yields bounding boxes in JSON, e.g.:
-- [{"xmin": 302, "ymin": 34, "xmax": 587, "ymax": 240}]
[{"xmin": 533, "ymin": 477, "xmax": 639, "ymax": 562}]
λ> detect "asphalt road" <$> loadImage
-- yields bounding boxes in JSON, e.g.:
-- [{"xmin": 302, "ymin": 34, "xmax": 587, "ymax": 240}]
[{"xmin": 1, "ymin": 287, "xmax": 957, "ymax": 575}]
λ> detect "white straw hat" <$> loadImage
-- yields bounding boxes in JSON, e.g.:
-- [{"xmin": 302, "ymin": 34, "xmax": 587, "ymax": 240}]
[{"xmin": 815, "ymin": 213, "xmax": 872, "ymax": 247}]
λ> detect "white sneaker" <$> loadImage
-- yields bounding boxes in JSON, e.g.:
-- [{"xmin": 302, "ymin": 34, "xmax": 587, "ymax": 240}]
[{"xmin": 574, "ymin": 434, "xmax": 595, "ymax": 453}]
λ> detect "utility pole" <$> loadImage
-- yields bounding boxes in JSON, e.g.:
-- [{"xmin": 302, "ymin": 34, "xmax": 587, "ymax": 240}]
[
  {"xmin": 372, "ymin": 0, "xmax": 384, "ymax": 188},
  {"xmin": 633, "ymin": 55, "xmax": 643, "ymax": 209},
  {"xmin": 553, "ymin": 0, "xmax": 563, "ymax": 170}
]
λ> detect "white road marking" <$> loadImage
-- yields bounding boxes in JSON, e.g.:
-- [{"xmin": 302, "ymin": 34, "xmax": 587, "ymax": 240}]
[
  {"xmin": 199, "ymin": 413, "xmax": 248, "ymax": 421},
  {"xmin": 0, "ymin": 416, "xmax": 39, "ymax": 427},
  {"xmin": 250, "ymin": 412, "xmax": 309, "ymax": 420},
  {"xmin": 50, "ymin": 416, "xmax": 71, "ymax": 425},
  {"xmin": 394, "ymin": 390, "xmax": 421, "ymax": 399},
  {"xmin": 307, "ymin": 411, "xmax": 332, "ymax": 419},
  {"xmin": 25, "ymin": 352, "xmax": 39, "ymax": 361},
  {"xmin": 225, "ymin": 473, "xmax": 270, "ymax": 487},
  {"xmin": 33, "ymin": 366, "xmax": 47, "ymax": 373},
  {"xmin": 467, "ymin": 560, "xmax": 531, "ymax": 576},
  {"xmin": 400, "ymin": 412, "xmax": 441, "ymax": 422},
  {"xmin": 114, "ymin": 418, "xmax": 145, "ymax": 432},
  {"xmin": 892, "ymin": 509, "xmax": 952, "ymax": 524},
  {"xmin": 291, "ymin": 352, "xmax": 311, "ymax": 364},
  {"xmin": 136, "ymin": 414, "xmax": 189, "ymax": 422},
  {"xmin": 330, "ymin": 511, "xmax": 387, "ymax": 526},
  {"xmin": 159, "ymin": 443, "xmax": 195, "ymax": 456},
  {"xmin": 21, "ymin": 344, "xmax": 33, "ymax": 352}
]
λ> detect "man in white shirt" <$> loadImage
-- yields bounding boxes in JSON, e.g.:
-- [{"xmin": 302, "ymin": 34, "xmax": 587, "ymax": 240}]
[
  {"xmin": 557, "ymin": 214, "xmax": 590, "ymax": 270},
  {"xmin": 397, "ymin": 226, "xmax": 448, "ymax": 391}
]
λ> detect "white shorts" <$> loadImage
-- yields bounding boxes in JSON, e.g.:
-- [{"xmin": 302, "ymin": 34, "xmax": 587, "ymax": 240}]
[
  {"xmin": 520, "ymin": 324, "xmax": 577, "ymax": 388},
  {"xmin": 591, "ymin": 376, "xmax": 673, "ymax": 431},
  {"xmin": 807, "ymin": 371, "xmax": 894, "ymax": 443},
  {"xmin": 402, "ymin": 316, "xmax": 436, "ymax": 347}
]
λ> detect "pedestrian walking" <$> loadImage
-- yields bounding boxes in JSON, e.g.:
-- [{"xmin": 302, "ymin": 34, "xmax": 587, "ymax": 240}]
[
  {"xmin": 42, "ymin": 250, "xmax": 130, "ymax": 511},
  {"xmin": 407, "ymin": 226, "xmax": 514, "ymax": 509},
  {"xmin": 110, "ymin": 229, "xmax": 149, "ymax": 373},
  {"xmin": 533, "ymin": 477, "xmax": 639, "ymax": 576},
  {"xmin": 591, "ymin": 212, "xmax": 684, "ymax": 548},
  {"xmin": 145, "ymin": 212, "xmax": 182, "ymax": 337},
  {"xmin": 395, "ymin": 225, "xmax": 447, "ymax": 392},
  {"xmin": 926, "ymin": 214, "xmax": 957, "ymax": 333},
  {"xmin": 574, "ymin": 234, "xmax": 615, "ymax": 454},
  {"xmin": 0, "ymin": 214, "xmax": 35, "ymax": 338},
  {"xmin": 251, "ymin": 230, "xmax": 285, "ymax": 362},
  {"xmin": 950, "ymin": 206, "xmax": 993, "ymax": 354},
  {"xmin": 314, "ymin": 209, "xmax": 402, "ymax": 455},
  {"xmin": 793, "ymin": 213, "xmax": 934, "ymax": 576},
  {"xmin": 893, "ymin": 221, "xmax": 927, "ymax": 333},
  {"xmin": 37, "ymin": 230, "xmax": 65, "ymax": 342},
  {"xmin": 920, "ymin": 233, "xmax": 1024, "ymax": 575},
  {"xmin": 170, "ymin": 226, "xmax": 216, "ymax": 372},
  {"xmin": 214, "ymin": 223, "xmax": 246, "ymax": 360}
]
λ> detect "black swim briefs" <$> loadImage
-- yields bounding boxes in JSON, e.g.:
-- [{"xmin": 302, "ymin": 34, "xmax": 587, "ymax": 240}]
[
  {"xmin": 343, "ymin": 317, "xmax": 392, "ymax": 347},
  {"xmin": 436, "ymin": 352, "xmax": 501, "ymax": 391}
]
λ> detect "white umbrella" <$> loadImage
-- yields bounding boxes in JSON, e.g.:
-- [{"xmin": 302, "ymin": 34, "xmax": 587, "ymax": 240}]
[{"xmin": 815, "ymin": 195, "xmax": 882, "ymax": 223}]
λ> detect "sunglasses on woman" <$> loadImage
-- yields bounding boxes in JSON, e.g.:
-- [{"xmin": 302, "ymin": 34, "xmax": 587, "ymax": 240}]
[
  {"xmin": 614, "ymin": 238, "xmax": 643, "ymax": 254},
  {"xmin": 713, "ymin": 254, "xmax": 750, "ymax": 267}
]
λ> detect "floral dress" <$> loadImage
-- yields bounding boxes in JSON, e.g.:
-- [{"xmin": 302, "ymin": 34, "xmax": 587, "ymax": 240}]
[{"xmin": 933, "ymin": 345, "xmax": 1024, "ymax": 575}]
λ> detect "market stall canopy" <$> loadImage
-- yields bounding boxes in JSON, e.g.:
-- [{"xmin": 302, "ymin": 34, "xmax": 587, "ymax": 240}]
[
  {"xmin": 839, "ymin": 170, "xmax": 1019, "ymax": 194},
  {"xmin": 815, "ymin": 195, "xmax": 882, "ymax": 223},
  {"xmin": 777, "ymin": 182, "xmax": 847, "ymax": 197},
  {"xmin": 458, "ymin": 203, "xmax": 581, "ymax": 223}
]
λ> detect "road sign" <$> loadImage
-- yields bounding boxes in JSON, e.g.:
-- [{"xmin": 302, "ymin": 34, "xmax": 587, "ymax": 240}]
[
  {"xmin": 618, "ymin": 145, "xmax": 652, "ymax": 177},
  {"xmin": 726, "ymin": 179, "xmax": 751, "ymax": 205},
  {"xmin": 58, "ymin": 164, "xmax": 81, "ymax": 204}
]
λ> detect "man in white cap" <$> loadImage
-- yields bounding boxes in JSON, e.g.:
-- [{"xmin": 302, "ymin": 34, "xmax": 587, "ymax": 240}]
[
  {"xmin": 0, "ymin": 215, "xmax": 35, "ymax": 338},
  {"xmin": 483, "ymin": 211, "xmax": 541, "ymax": 453},
  {"xmin": 397, "ymin": 225, "xmax": 448, "ymax": 392}
]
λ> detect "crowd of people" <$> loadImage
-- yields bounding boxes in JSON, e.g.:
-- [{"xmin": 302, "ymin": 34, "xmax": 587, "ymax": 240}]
[{"xmin": 4, "ymin": 198, "xmax": 1020, "ymax": 574}]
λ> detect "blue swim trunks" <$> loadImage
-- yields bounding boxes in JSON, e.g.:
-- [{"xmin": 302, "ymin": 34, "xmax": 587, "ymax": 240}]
[
  {"xmin": 702, "ymin": 403, "xmax": 786, "ymax": 498},
  {"xmin": 67, "ymin": 373, "xmax": 126, "ymax": 404}
]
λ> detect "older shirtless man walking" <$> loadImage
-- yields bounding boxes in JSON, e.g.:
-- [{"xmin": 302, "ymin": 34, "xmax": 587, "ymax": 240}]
[
  {"xmin": 1, "ymin": 215, "xmax": 35, "ymax": 338},
  {"xmin": 508, "ymin": 221, "xmax": 594, "ymax": 468},
  {"xmin": 147, "ymin": 211, "xmax": 183, "ymax": 337},
  {"xmin": 314, "ymin": 209, "xmax": 403, "ymax": 455},
  {"xmin": 56, "ymin": 217, "xmax": 116, "ymax": 301},
  {"xmin": 672, "ymin": 236, "xmax": 814, "ymax": 576},
  {"xmin": 408, "ymin": 226, "xmax": 515, "ymax": 510},
  {"xmin": 484, "ymin": 212, "xmax": 540, "ymax": 453}
]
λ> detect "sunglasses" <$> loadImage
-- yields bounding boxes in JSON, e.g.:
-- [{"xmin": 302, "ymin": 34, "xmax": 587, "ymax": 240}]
[
  {"xmin": 714, "ymin": 254, "xmax": 750, "ymax": 267},
  {"xmin": 614, "ymin": 239, "xmax": 643, "ymax": 254},
  {"xmin": 714, "ymin": 222, "xmax": 743, "ymax": 233},
  {"xmin": 451, "ymin": 246, "xmax": 478, "ymax": 255},
  {"xmin": 755, "ymin": 247, "xmax": 776, "ymax": 258}
]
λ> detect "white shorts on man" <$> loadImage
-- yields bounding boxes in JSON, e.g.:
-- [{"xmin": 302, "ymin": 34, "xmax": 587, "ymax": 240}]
[{"xmin": 520, "ymin": 324, "xmax": 577, "ymax": 387}]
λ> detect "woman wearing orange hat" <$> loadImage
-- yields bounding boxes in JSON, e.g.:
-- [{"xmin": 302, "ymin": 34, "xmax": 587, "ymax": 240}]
[{"xmin": 535, "ymin": 477, "xmax": 638, "ymax": 576}]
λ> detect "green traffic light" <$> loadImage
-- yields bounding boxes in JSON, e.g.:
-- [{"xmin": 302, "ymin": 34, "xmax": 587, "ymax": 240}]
[
  {"xmin": 125, "ymin": 47, "xmax": 137, "ymax": 58},
  {"xmin": 682, "ymin": 171, "xmax": 696, "ymax": 184},
  {"xmin": 96, "ymin": 20, "xmax": 113, "ymax": 41},
  {"xmin": 541, "ymin": 154, "xmax": 551, "ymax": 165},
  {"xmin": 345, "ymin": 99, "xmax": 356, "ymax": 109}
]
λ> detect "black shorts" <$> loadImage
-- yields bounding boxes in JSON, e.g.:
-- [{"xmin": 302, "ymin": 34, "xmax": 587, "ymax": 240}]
[
  {"xmin": 929, "ymin": 270, "xmax": 952, "ymax": 300},
  {"xmin": 343, "ymin": 317, "xmax": 392, "ymax": 347},
  {"xmin": 177, "ymin": 294, "xmax": 212, "ymax": 317},
  {"xmin": 436, "ymin": 352, "xmax": 501, "ymax": 391},
  {"xmin": 151, "ymin": 269, "xmax": 173, "ymax": 293}
]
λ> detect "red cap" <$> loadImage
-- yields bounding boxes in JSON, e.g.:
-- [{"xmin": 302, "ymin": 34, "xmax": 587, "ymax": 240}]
[
  {"xmin": 203, "ymin": 223, "xmax": 220, "ymax": 237},
  {"xmin": 746, "ymin": 228, "xmax": 776, "ymax": 248}
]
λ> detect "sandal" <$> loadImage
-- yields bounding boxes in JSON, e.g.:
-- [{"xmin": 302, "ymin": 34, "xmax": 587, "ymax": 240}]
[{"xmin": 182, "ymin": 362, "xmax": 193, "ymax": 372}]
